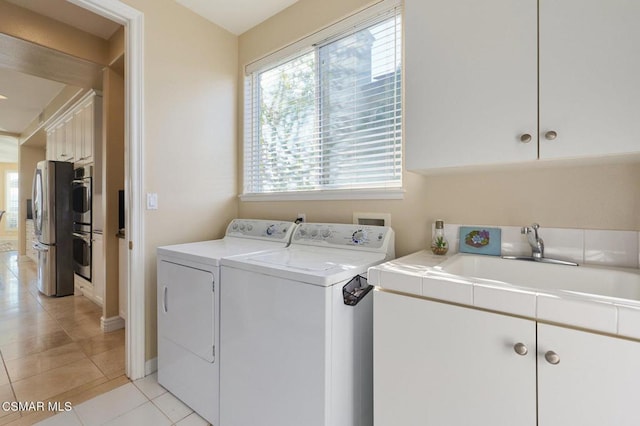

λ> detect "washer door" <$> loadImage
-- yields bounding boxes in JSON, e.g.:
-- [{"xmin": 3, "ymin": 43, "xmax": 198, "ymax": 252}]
[{"xmin": 158, "ymin": 260, "xmax": 215, "ymax": 363}]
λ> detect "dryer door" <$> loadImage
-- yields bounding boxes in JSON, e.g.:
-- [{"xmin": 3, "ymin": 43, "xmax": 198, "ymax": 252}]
[{"xmin": 158, "ymin": 260, "xmax": 215, "ymax": 362}]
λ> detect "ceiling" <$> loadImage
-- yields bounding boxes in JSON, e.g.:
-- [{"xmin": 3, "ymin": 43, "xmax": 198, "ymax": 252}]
[
  {"xmin": 176, "ymin": 0, "xmax": 300, "ymax": 35},
  {"xmin": 0, "ymin": 68, "xmax": 66, "ymax": 135}
]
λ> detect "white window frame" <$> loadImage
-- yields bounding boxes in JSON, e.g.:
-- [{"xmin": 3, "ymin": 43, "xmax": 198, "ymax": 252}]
[{"xmin": 241, "ymin": 0, "xmax": 404, "ymax": 201}]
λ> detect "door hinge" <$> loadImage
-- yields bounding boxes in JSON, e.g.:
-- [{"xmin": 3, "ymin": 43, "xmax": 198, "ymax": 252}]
[
  {"xmin": 213, "ymin": 345, "xmax": 216, "ymax": 361},
  {"xmin": 128, "ymin": 240, "xmax": 133, "ymax": 250},
  {"xmin": 212, "ymin": 280, "xmax": 215, "ymax": 292}
]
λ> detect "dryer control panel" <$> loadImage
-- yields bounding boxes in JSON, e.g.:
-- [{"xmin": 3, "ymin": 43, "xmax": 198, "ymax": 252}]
[
  {"xmin": 225, "ymin": 219, "xmax": 296, "ymax": 242},
  {"xmin": 292, "ymin": 223, "xmax": 395, "ymax": 258}
]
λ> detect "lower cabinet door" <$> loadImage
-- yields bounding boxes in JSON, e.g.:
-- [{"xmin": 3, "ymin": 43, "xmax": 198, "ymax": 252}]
[
  {"xmin": 374, "ymin": 291, "xmax": 536, "ymax": 426},
  {"xmin": 537, "ymin": 323, "xmax": 640, "ymax": 426}
]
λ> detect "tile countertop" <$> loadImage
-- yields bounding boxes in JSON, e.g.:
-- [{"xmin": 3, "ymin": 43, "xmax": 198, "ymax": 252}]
[{"xmin": 368, "ymin": 250, "xmax": 640, "ymax": 341}]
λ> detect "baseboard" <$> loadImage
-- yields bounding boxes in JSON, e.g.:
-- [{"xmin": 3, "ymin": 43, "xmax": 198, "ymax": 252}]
[
  {"xmin": 145, "ymin": 357, "xmax": 158, "ymax": 376},
  {"xmin": 101, "ymin": 315, "xmax": 125, "ymax": 332}
]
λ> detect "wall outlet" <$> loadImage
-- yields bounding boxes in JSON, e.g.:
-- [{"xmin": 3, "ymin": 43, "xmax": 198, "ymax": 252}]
[{"xmin": 296, "ymin": 213, "xmax": 306, "ymax": 223}]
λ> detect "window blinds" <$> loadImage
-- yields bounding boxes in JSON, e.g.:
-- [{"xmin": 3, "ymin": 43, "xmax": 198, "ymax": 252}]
[{"xmin": 243, "ymin": 7, "xmax": 402, "ymax": 196}]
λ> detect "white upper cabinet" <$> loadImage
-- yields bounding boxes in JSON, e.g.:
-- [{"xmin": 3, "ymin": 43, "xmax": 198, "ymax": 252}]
[
  {"xmin": 62, "ymin": 116, "xmax": 75, "ymax": 162},
  {"xmin": 75, "ymin": 95, "xmax": 100, "ymax": 165},
  {"xmin": 406, "ymin": 0, "xmax": 640, "ymax": 172},
  {"xmin": 405, "ymin": 0, "xmax": 538, "ymax": 172},
  {"xmin": 46, "ymin": 128, "xmax": 57, "ymax": 161},
  {"xmin": 539, "ymin": 0, "xmax": 640, "ymax": 159},
  {"xmin": 45, "ymin": 91, "xmax": 102, "ymax": 166}
]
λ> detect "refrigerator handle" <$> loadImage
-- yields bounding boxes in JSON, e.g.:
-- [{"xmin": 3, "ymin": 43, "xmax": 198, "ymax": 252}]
[{"xmin": 33, "ymin": 242, "xmax": 48, "ymax": 252}]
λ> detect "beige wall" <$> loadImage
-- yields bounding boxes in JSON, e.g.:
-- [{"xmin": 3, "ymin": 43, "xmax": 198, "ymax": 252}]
[
  {"xmin": 122, "ymin": 0, "xmax": 238, "ymax": 360},
  {"xmin": 102, "ymin": 68, "xmax": 125, "ymax": 319},
  {"xmin": 238, "ymin": 0, "xmax": 640, "ymax": 258}
]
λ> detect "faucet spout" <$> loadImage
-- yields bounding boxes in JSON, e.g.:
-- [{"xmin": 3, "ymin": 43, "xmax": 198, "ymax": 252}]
[{"xmin": 521, "ymin": 223, "xmax": 544, "ymax": 259}]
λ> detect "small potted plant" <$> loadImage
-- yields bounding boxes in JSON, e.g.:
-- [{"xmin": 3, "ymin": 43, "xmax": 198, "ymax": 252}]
[
  {"xmin": 431, "ymin": 235, "xmax": 449, "ymax": 255},
  {"xmin": 431, "ymin": 219, "xmax": 449, "ymax": 255}
]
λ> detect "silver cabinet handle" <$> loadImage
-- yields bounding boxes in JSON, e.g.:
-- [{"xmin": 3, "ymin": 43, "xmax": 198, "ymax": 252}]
[
  {"xmin": 163, "ymin": 286, "xmax": 168, "ymax": 313},
  {"xmin": 520, "ymin": 133, "xmax": 532, "ymax": 143},
  {"xmin": 544, "ymin": 130, "xmax": 558, "ymax": 140},
  {"xmin": 545, "ymin": 350, "xmax": 560, "ymax": 365},
  {"xmin": 513, "ymin": 342, "xmax": 528, "ymax": 356}
]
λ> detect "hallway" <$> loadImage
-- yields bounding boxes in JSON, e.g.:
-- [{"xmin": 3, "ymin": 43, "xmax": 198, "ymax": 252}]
[{"xmin": 0, "ymin": 252, "xmax": 126, "ymax": 425}]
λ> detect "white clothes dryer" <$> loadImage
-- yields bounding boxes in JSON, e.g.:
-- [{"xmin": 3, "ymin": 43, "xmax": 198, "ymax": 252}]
[
  {"xmin": 219, "ymin": 222, "xmax": 395, "ymax": 426},
  {"xmin": 156, "ymin": 219, "xmax": 296, "ymax": 425}
]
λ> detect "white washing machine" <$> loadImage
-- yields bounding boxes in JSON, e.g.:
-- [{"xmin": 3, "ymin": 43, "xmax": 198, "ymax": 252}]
[
  {"xmin": 219, "ymin": 222, "xmax": 395, "ymax": 426},
  {"xmin": 156, "ymin": 219, "xmax": 297, "ymax": 425}
]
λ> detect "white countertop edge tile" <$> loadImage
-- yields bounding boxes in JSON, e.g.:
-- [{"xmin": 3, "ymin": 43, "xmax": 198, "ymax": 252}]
[
  {"xmin": 615, "ymin": 304, "xmax": 640, "ymax": 340},
  {"xmin": 536, "ymin": 293, "xmax": 618, "ymax": 334},
  {"xmin": 373, "ymin": 250, "xmax": 640, "ymax": 339},
  {"xmin": 473, "ymin": 283, "xmax": 537, "ymax": 318},
  {"xmin": 422, "ymin": 275, "xmax": 473, "ymax": 306}
]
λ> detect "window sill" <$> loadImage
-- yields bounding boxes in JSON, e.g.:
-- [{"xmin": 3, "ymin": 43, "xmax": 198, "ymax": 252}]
[{"xmin": 239, "ymin": 188, "xmax": 405, "ymax": 202}]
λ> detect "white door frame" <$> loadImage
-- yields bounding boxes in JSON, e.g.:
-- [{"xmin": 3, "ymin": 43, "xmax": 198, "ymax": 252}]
[{"xmin": 67, "ymin": 0, "xmax": 146, "ymax": 380}]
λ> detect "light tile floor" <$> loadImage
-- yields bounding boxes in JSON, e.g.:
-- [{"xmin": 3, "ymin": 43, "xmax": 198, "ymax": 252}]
[
  {"xmin": 0, "ymin": 251, "xmax": 129, "ymax": 425},
  {"xmin": 0, "ymin": 252, "xmax": 211, "ymax": 425},
  {"xmin": 35, "ymin": 374, "xmax": 210, "ymax": 426}
]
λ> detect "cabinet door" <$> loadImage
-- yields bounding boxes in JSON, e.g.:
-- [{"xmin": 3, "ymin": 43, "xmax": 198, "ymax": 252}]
[
  {"xmin": 92, "ymin": 233, "xmax": 104, "ymax": 306},
  {"xmin": 374, "ymin": 291, "xmax": 536, "ymax": 426},
  {"xmin": 405, "ymin": 0, "xmax": 538, "ymax": 171},
  {"xmin": 82, "ymin": 100, "xmax": 94, "ymax": 163},
  {"xmin": 46, "ymin": 129, "xmax": 57, "ymax": 161},
  {"xmin": 537, "ymin": 324, "xmax": 640, "ymax": 426},
  {"xmin": 55, "ymin": 122, "xmax": 66, "ymax": 161},
  {"xmin": 64, "ymin": 116, "xmax": 75, "ymax": 162},
  {"xmin": 118, "ymin": 237, "xmax": 127, "ymax": 320},
  {"xmin": 74, "ymin": 108, "xmax": 84, "ymax": 163},
  {"xmin": 539, "ymin": 0, "xmax": 640, "ymax": 159}
]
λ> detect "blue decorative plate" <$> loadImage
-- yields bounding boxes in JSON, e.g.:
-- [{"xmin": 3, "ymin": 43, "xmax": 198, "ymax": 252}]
[{"xmin": 459, "ymin": 226, "xmax": 501, "ymax": 256}]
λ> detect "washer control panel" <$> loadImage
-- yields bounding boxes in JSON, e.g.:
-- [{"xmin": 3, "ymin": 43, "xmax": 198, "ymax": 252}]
[
  {"xmin": 226, "ymin": 219, "xmax": 295, "ymax": 242},
  {"xmin": 292, "ymin": 222, "xmax": 393, "ymax": 251}
]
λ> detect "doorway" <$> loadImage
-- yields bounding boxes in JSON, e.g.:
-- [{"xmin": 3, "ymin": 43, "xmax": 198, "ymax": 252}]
[
  {"xmin": 70, "ymin": 0, "xmax": 145, "ymax": 380},
  {"xmin": 0, "ymin": 0, "xmax": 145, "ymax": 381}
]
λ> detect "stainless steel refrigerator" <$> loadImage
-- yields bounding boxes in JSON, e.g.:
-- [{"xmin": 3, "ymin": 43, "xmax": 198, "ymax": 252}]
[{"xmin": 32, "ymin": 160, "xmax": 74, "ymax": 296}]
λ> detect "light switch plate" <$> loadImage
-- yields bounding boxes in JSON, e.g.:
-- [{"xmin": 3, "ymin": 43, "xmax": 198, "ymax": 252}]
[{"xmin": 146, "ymin": 193, "xmax": 158, "ymax": 210}]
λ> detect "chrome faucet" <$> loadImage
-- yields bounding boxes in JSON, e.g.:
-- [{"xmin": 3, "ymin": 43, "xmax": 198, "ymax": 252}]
[
  {"xmin": 522, "ymin": 223, "xmax": 544, "ymax": 260},
  {"xmin": 502, "ymin": 223, "xmax": 578, "ymax": 266}
]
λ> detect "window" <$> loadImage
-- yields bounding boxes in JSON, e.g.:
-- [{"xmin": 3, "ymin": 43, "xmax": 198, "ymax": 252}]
[
  {"xmin": 243, "ymin": 4, "xmax": 402, "ymax": 199},
  {"xmin": 5, "ymin": 172, "xmax": 18, "ymax": 230}
]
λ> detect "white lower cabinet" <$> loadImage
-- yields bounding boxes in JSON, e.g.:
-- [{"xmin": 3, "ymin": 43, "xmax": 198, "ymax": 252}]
[
  {"xmin": 118, "ymin": 236, "xmax": 127, "ymax": 320},
  {"xmin": 374, "ymin": 290, "xmax": 536, "ymax": 426},
  {"xmin": 537, "ymin": 324, "xmax": 640, "ymax": 426},
  {"xmin": 91, "ymin": 232, "xmax": 104, "ymax": 306},
  {"xmin": 374, "ymin": 291, "xmax": 640, "ymax": 425}
]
